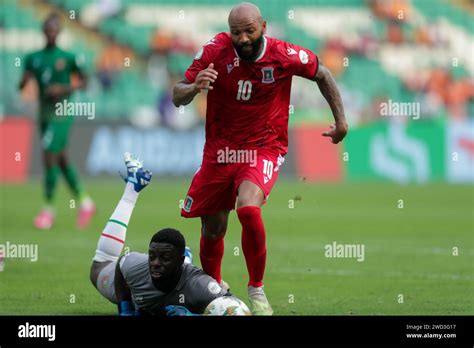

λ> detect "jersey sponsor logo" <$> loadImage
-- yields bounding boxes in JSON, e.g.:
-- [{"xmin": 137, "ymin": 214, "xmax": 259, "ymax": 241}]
[
  {"xmin": 183, "ymin": 195, "xmax": 193, "ymax": 212},
  {"xmin": 207, "ymin": 281, "xmax": 222, "ymax": 295},
  {"xmin": 299, "ymin": 50, "xmax": 309, "ymax": 64},
  {"xmin": 227, "ymin": 63, "xmax": 235, "ymax": 74},
  {"xmin": 194, "ymin": 47, "xmax": 204, "ymax": 60},
  {"xmin": 287, "ymin": 47, "xmax": 297, "ymax": 55},
  {"xmin": 261, "ymin": 67, "xmax": 275, "ymax": 84}
]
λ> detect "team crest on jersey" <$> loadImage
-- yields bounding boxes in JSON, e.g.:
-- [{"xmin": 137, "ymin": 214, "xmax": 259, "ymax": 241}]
[
  {"xmin": 183, "ymin": 195, "xmax": 193, "ymax": 212},
  {"xmin": 261, "ymin": 67, "xmax": 275, "ymax": 84}
]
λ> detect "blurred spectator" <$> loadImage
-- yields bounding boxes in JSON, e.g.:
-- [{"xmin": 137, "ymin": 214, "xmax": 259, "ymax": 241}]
[
  {"xmin": 157, "ymin": 72, "xmax": 200, "ymax": 130},
  {"xmin": 320, "ymin": 39, "xmax": 347, "ymax": 77},
  {"xmin": 404, "ymin": 67, "xmax": 474, "ymax": 120},
  {"xmin": 81, "ymin": 0, "xmax": 122, "ymax": 28},
  {"xmin": 386, "ymin": 21, "xmax": 404, "ymax": 44},
  {"xmin": 150, "ymin": 29, "xmax": 196, "ymax": 56},
  {"xmin": 95, "ymin": 39, "xmax": 132, "ymax": 90},
  {"xmin": 414, "ymin": 25, "xmax": 433, "ymax": 46},
  {"xmin": 445, "ymin": 78, "xmax": 474, "ymax": 120},
  {"xmin": 150, "ymin": 29, "xmax": 174, "ymax": 55},
  {"xmin": 426, "ymin": 68, "xmax": 451, "ymax": 104},
  {"xmin": 370, "ymin": 0, "xmax": 410, "ymax": 21}
]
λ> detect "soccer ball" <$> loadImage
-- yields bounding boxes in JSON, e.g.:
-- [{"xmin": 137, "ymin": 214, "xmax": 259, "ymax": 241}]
[{"xmin": 203, "ymin": 296, "xmax": 252, "ymax": 316}]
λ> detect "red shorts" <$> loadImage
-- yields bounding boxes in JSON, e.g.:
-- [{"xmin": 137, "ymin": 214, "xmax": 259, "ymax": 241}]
[{"xmin": 181, "ymin": 149, "xmax": 285, "ymax": 218}]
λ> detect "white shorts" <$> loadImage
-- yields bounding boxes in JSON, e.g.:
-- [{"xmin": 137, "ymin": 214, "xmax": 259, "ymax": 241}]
[{"xmin": 96, "ymin": 261, "xmax": 118, "ymax": 304}]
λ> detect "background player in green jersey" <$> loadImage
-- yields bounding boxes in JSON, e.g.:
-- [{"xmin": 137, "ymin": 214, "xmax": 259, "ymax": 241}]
[{"xmin": 18, "ymin": 13, "xmax": 95, "ymax": 230}]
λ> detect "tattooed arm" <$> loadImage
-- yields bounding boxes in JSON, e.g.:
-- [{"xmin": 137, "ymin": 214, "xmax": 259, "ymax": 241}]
[{"xmin": 314, "ymin": 63, "xmax": 348, "ymax": 144}]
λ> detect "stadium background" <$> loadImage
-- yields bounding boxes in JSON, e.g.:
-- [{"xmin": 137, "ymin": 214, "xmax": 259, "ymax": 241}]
[{"xmin": 0, "ymin": 0, "xmax": 473, "ymax": 315}]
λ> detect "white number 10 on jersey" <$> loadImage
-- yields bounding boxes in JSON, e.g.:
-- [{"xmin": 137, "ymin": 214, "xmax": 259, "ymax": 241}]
[{"xmin": 237, "ymin": 80, "xmax": 252, "ymax": 101}]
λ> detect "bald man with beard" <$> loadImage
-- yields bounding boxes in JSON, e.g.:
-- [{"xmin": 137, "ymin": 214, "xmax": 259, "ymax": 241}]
[{"xmin": 173, "ymin": 2, "xmax": 348, "ymax": 315}]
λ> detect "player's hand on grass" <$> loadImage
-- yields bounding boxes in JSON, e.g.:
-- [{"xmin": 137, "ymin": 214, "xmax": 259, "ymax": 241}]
[
  {"xmin": 322, "ymin": 121, "xmax": 348, "ymax": 144},
  {"xmin": 165, "ymin": 305, "xmax": 197, "ymax": 316},
  {"xmin": 193, "ymin": 63, "xmax": 218, "ymax": 92}
]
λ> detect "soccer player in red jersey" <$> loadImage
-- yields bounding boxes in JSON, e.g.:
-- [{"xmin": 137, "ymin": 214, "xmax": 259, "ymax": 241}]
[{"xmin": 173, "ymin": 2, "xmax": 348, "ymax": 315}]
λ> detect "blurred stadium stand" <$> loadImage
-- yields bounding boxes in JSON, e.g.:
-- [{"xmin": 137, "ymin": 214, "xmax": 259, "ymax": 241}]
[
  {"xmin": 1, "ymin": 0, "xmax": 473, "ymax": 182},
  {"xmin": 1, "ymin": 0, "xmax": 473, "ymax": 124}
]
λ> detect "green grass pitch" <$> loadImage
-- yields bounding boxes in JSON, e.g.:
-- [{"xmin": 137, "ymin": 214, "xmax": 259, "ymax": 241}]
[{"xmin": 0, "ymin": 179, "xmax": 473, "ymax": 315}]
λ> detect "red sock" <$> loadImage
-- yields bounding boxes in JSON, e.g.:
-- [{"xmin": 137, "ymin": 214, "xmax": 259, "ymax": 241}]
[
  {"xmin": 199, "ymin": 233, "xmax": 224, "ymax": 283},
  {"xmin": 237, "ymin": 206, "xmax": 266, "ymax": 288}
]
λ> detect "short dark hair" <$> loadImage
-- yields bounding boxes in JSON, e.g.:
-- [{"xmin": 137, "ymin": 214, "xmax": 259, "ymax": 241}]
[{"xmin": 150, "ymin": 228, "xmax": 185, "ymax": 256}]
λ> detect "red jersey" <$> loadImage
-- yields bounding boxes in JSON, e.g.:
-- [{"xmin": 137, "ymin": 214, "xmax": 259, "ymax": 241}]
[{"xmin": 184, "ymin": 32, "xmax": 319, "ymax": 162}]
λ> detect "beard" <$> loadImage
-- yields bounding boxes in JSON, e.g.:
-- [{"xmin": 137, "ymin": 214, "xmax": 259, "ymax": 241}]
[{"xmin": 234, "ymin": 34, "xmax": 264, "ymax": 62}]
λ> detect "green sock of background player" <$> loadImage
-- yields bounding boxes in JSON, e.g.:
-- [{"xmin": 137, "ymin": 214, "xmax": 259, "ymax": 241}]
[
  {"xmin": 44, "ymin": 165, "xmax": 60, "ymax": 210},
  {"xmin": 61, "ymin": 164, "xmax": 89, "ymax": 203}
]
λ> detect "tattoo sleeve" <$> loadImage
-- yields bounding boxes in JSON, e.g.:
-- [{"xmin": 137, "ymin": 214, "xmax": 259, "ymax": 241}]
[{"xmin": 315, "ymin": 65, "xmax": 346, "ymax": 124}]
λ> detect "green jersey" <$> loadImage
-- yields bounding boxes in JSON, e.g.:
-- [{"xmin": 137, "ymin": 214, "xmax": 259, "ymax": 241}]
[{"xmin": 24, "ymin": 46, "xmax": 82, "ymax": 122}]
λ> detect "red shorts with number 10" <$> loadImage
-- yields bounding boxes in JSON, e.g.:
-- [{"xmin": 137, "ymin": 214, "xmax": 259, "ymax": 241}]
[{"xmin": 181, "ymin": 149, "xmax": 285, "ymax": 218}]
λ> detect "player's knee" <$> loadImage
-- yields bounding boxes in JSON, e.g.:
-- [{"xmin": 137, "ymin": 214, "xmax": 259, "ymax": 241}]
[
  {"xmin": 58, "ymin": 155, "xmax": 68, "ymax": 170},
  {"xmin": 202, "ymin": 221, "xmax": 227, "ymax": 239},
  {"xmin": 201, "ymin": 212, "xmax": 229, "ymax": 239},
  {"xmin": 237, "ymin": 181, "xmax": 264, "ymax": 208},
  {"xmin": 236, "ymin": 193, "xmax": 263, "ymax": 208}
]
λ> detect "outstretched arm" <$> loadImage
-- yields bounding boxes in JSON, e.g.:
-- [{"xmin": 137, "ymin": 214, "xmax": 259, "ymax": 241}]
[{"xmin": 314, "ymin": 63, "xmax": 348, "ymax": 144}]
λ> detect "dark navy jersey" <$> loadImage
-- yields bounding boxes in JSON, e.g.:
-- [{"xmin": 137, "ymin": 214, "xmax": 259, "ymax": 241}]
[{"xmin": 119, "ymin": 252, "xmax": 227, "ymax": 315}]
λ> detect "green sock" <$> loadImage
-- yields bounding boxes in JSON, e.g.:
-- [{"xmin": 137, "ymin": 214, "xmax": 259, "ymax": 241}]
[
  {"xmin": 45, "ymin": 166, "xmax": 60, "ymax": 205},
  {"xmin": 62, "ymin": 164, "xmax": 84, "ymax": 199}
]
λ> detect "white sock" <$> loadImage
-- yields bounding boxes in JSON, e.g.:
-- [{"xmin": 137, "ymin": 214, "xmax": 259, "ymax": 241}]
[{"xmin": 93, "ymin": 183, "xmax": 139, "ymax": 262}]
